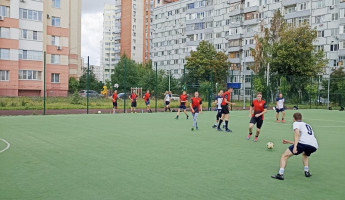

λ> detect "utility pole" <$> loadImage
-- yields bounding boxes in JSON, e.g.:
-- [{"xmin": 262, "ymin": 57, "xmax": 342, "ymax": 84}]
[{"xmin": 43, "ymin": 51, "xmax": 46, "ymax": 115}]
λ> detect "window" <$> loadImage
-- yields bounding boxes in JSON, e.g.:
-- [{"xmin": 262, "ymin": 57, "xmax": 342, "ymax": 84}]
[
  {"xmin": 187, "ymin": 3, "xmax": 194, "ymax": 9},
  {"xmin": 285, "ymin": 6, "xmax": 295, "ymax": 14},
  {"xmin": 332, "ymin": 13, "xmax": 339, "ymax": 21},
  {"xmin": 330, "ymin": 44, "xmax": 339, "ymax": 51},
  {"xmin": 0, "ymin": 27, "xmax": 10, "ymax": 38},
  {"xmin": 19, "ymin": 9, "xmax": 42, "ymax": 21},
  {"xmin": 314, "ymin": 45, "xmax": 324, "ymax": 51},
  {"xmin": 19, "ymin": 50, "xmax": 42, "ymax": 60},
  {"xmin": 0, "ymin": 6, "xmax": 9, "ymax": 17},
  {"xmin": 51, "ymin": 55, "xmax": 60, "ymax": 64},
  {"xmin": 18, "ymin": 70, "xmax": 42, "ymax": 80},
  {"xmin": 216, "ymin": 32, "xmax": 222, "ymax": 38},
  {"xmin": 299, "ymin": 2, "xmax": 307, "ymax": 10},
  {"xmin": 0, "ymin": 49, "xmax": 10, "ymax": 60},
  {"xmin": 52, "ymin": 17, "xmax": 61, "ymax": 27},
  {"xmin": 51, "ymin": 73, "xmax": 60, "ymax": 83},
  {"xmin": 317, "ymin": 30, "xmax": 324, "ymax": 37},
  {"xmin": 21, "ymin": 29, "xmax": 42, "ymax": 41},
  {"xmin": 315, "ymin": 16, "xmax": 322, "ymax": 24},
  {"xmin": 52, "ymin": 0, "xmax": 60, "ymax": 8},
  {"xmin": 331, "ymin": 28, "xmax": 339, "ymax": 36},
  {"xmin": 174, "ymin": 69, "xmax": 178, "ymax": 74},
  {"xmin": 0, "ymin": 70, "xmax": 9, "ymax": 81},
  {"xmin": 316, "ymin": 0, "xmax": 324, "ymax": 8}
]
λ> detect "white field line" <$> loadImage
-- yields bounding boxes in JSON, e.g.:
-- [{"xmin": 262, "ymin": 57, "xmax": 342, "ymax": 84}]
[{"xmin": 0, "ymin": 138, "xmax": 10, "ymax": 153}]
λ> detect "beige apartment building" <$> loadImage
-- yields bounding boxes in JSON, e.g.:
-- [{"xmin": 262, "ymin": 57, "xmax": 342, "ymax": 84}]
[{"xmin": 0, "ymin": 0, "xmax": 81, "ymax": 97}]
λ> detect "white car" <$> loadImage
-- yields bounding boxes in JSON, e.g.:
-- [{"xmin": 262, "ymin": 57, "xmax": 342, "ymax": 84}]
[{"xmin": 171, "ymin": 94, "xmax": 180, "ymax": 101}]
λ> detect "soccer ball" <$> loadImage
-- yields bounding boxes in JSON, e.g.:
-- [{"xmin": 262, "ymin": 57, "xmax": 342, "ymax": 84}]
[
  {"xmin": 98, "ymin": 111, "xmax": 101, "ymax": 114},
  {"xmin": 267, "ymin": 142, "xmax": 274, "ymax": 149},
  {"xmin": 114, "ymin": 83, "xmax": 119, "ymax": 88}
]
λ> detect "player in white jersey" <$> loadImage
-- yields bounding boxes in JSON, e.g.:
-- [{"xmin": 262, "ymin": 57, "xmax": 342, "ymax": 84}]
[
  {"xmin": 164, "ymin": 91, "xmax": 172, "ymax": 112},
  {"xmin": 212, "ymin": 90, "xmax": 224, "ymax": 128},
  {"xmin": 272, "ymin": 112, "xmax": 318, "ymax": 180},
  {"xmin": 275, "ymin": 93, "xmax": 285, "ymax": 122}
]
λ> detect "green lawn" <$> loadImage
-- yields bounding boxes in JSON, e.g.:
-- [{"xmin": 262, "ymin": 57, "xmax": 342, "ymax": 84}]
[{"xmin": 0, "ymin": 110, "xmax": 344, "ymax": 199}]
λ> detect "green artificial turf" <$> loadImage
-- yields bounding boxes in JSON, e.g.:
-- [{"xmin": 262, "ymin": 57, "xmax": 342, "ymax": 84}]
[{"xmin": 0, "ymin": 110, "xmax": 344, "ymax": 200}]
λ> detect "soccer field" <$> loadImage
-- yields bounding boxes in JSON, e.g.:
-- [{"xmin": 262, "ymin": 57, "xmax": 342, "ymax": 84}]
[{"xmin": 0, "ymin": 110, "xmax": 344, "ymax": 200}]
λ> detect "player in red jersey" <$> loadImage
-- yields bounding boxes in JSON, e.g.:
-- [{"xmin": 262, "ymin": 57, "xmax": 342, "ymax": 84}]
[
  {"xmin": 129, "ymin": 90, "xmax": 138, "ymax": 113},
  {"xmin": 175, "ymin": 91, "xmax": 189, "ymax": 120},
  {"xmin": 112, "ymin": 90, "xmax": 118, "ymax": 114},
  {"xmin": 190, "ymin": 91, "xmax": 202, "ymax": 131},
  {"xmin": 217, "ymin": 87, "xmax": 236, "ymax": 132},
  {"xmin": 247, "ymin": 92, "xmax": 268, "ymax": 142},
  {"xmin": 143, "ymin": 90, "xmax": 152, "ymax": 113}
]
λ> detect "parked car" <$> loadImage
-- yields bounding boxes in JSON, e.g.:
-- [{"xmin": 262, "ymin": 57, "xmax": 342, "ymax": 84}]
[
  {"xmin": 79, "ymin": 90, "xmax": 102, "ymax": 98},
  {"xmin": 117, "ymin": 93, "xmax": 125, "ymax": 99},
  {"xmin": 171, "ymin": 94, "xmax": 180, "ymax": 101}
]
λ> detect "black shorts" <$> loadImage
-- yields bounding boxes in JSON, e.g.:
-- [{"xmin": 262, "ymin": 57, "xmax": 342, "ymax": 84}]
[
  {"xmin": 250, "ymin": 116, "xmax": 263, "ymax": 129},
  {"xmin": 113, "ymin": 102, "xmax": 117, "ymax": 108},
  {"xmin": 276, "ymin": 108, "xmax": 285, "ymax": 113},
  {"xmin": 179, "ymin": 104, "xmax": 186, "ymax": 110},
  {"xmin": 216, "ymin": 109, "xmax": 222, "ymax": 120},
  {"xmin": 165, "ymin": 101, "xmax": 170, "ymax": 105},
  {"xmin": 131, "ymin": 102, "xmax": 137, "ymax": 107},
  {"xmin": 289, "ymin": 143, "xmax": 317, "ymax": 157},
  {"xmin": 221, "ymin": 105, "xmax": 229, "ymax": 114}
]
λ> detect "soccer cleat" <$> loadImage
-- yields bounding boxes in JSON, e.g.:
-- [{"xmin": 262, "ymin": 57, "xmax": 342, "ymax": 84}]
[
  {"xmin": 276, "ymin": 120, "xmax": 280, "ymax": 123},
  {"xmin": 212, "ymin": 125, "xmax": 217, "ymax": 128},
  {"xmin": 217, "ymin": 128, "xmax": 223, "ymax": 132},
  {"xmin": 225, "ymin": 129, "xmax": 232, "ymax": 133},
  {"xmin": 187, "ymin": 115, "xmax": 189, "ymax": 120},
  {"xmin": 305, "ymin": 171, "xmax": 312, "ymax": 177},
  {"xmin": 175, "ymin": 116, "xmax": 178, "ymax": 120},
  {"xmin": 247, "ymin": 134, "xmax": 252, "ymax": 140},
  {"xmin": 254, "ymin": 137, "xmax": 258, "ymax": 142},
  {"xmin": 271, "ymin": 174, "xmax": 284, "ymax": 180},
  {"xmin": 282, "ymin": 120, "xmax": 286, "ymax": 123},
  {"xmin": 191, "ymin": 127, "xmax": 194, "ymax": 131}
]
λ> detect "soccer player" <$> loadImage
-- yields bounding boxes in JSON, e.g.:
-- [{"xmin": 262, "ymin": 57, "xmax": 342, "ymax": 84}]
[
  {"xmin": 129, "ymin": 90, "xmax": 137, "ymax": 113},
  {"xmin": 271, "ymin": 112, "xmax": 318, "ymax": 180},
  {"xmin": 164, "ymin": 91, "xmax": 171, "ymax": 112},
  {"xmin": 175, "ymin": 91, "xmax": 189, "ymax": 119},
  {"xmin": 190, "ymin": 91, "xmax": 202, "ymax": 131},
  {"xmin": 247, "ymin": 92, "xmax": 267, "ymax": 141},
  {"xmin": 112, "ymin": 90, "xmax": 118, "ymax": 114},
  {"xmin": 217, "ymin": 87, "xmax": 236, "ymax": 132},
  {"xmin": 144, "ymin": 90, "xmax": 152, "ymax": 113},
  {"xmin": 212, "ymin": 90, "xmax": 224, "ymax": 128},
  {"xmin": 276, "ymin": 93, "xmax": 285, "ymax": 122}
]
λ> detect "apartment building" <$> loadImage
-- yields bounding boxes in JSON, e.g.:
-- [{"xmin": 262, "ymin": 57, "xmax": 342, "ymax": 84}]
[
  {"xmin": 151, "ymin": 0, "xmax": 345, "ymax": 96},
  {"xmin": 0, "ymin": 0, "xmax": 82, "ymax": 97},
  {"xmin": 101, "ymin": 0, "xmax": 154, "ymax": 82}
]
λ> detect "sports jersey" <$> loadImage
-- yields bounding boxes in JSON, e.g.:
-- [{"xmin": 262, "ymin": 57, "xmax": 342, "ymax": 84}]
[
  {"xmin": 131, "ymin": 93, "xmax": 137, "ymax": 103},
  {"xmin": 112, "ymin": 93, "xmax": 118, "ymax": 103},
  {"xmin": 276, "ymin": 97, "xmax": 285, "ymax": 109},
  {"xmin": 251, "ymin": 99, "xmax": 267, "ymax": 119},
  {"xmin": 216, "ymin": 96, "xmax": 223, "ymax": 109},
  {"xmin": 165, "ymin": 94, "xmax": 171, "ymax": 102},
  {"xmin": 221, "ymin": 91, "xmax": 231, "ymax": 106},
  {"xmin": 144, "ymin": 93, "xmax": 150, "ymax": 101},
  {"xmin": 191, "ymin": 97, "xmax": 202, "ymax": 112},
  {"xmin": 180, "ymin": 94, "xmax": 187, "ymax": 106},
  {"xmin": 293, "ymin": 121, "xmax": 318, "ymax": 149}
]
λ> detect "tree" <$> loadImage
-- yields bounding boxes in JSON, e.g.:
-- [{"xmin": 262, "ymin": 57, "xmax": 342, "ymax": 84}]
[
  {"xmin": 111, "ymin": 55, "xmax": 140, "ymax": 92},
  {"xmin": 322, "ymin": 67, "xmax": 345, "ymax": 106},
  {"xmin": 185, "ymin": 40, "xmax": 230, "ymax": 89},
  {"xmin": 79, "ymin": 70, "xmax": 103, "ymax": 92},
  {"xmin": 68, "ymin": 77, "xmax": 79, "ymax": 93}
]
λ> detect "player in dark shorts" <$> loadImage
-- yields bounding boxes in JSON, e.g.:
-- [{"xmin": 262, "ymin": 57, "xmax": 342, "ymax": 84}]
[
  {"xmin": 217, "ymin": 87, "xmax": 235, "ymax": 132},
  {"xmin": 164, "ymin": 91, "xmax": 171, "ymax": 112},
  {"xmin": 247, "ymin": 92, "xmax": 267, "ymax": 142},
  {"xmin": 175, "ymin": 91, "xmax": 189, "ymax": 119},
  {"xmin": 144, "ymin": 90, "xmax": 152, "ymax": 113},
  {"xmin": 129, "ymin": 90, "xmax": 138, "ymax": 113},
  {"xmin": 212, "ymin": 90, "xmax": 224, "ymax": 128},
  {"xmin": 271, "ymin": 112, "xmax": 318, "ymax": 180},
  {"xmin": 112, "ymin": 90, "xmax": 118, "ymax": 114}
]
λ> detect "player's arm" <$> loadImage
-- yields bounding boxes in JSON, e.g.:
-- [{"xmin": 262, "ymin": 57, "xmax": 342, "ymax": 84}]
[
  {"xmin": 276, "ymin": 99, "xmax": 279, "ymax": 108},
  {"xmin": 249, "ymin": 103, "xmax": 253, "ymax": 118},
  {"xmin": 292, "ymin": 129, "xmax": 300, "ymax": 154},
  {"xmin": 255, "ymin": 104, "xmax": 268, "ymax": 117},
  {"xmin": 200, "ymin": 101, "xmax": 203, "ymax": 114},
  {"xmin": 190, "ymin": 101, "xmax": 194, "ymax": 113}
]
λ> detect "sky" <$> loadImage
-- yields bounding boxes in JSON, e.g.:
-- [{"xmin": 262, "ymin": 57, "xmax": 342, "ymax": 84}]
[{"xmin": 81, "ymin": 0, "xmax": 114, "ymax": 65}]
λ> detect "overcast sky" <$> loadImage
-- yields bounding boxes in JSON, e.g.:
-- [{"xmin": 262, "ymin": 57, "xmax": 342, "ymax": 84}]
[{"xmin": 81, "ymin": 0, "xmax": 114, "ymax": 65}]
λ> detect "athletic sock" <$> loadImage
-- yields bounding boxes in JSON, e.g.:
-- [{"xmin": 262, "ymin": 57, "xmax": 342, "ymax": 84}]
[
  {"xmin": 225, "ymin": 120, "xmax": 229, "ymax": 129},
  {"xmin": 279, "ymin": 168, "xmax": 285, "ymax": 175},
  {"xmin": 249, "ymin": 132, "xmax": 252, "ymax": 135},
  {"xmin": 282, "ymin": 118, "xmax": 284, "ymax": 120},
  {"xmin": 218, "ymin": 120, "xmax": 223, "ymax": 129},
  {"xmin": 176, "ymin": 115, "xmax": 179, "ymax": 119},
  {"xmin": 304, "ymin": 166, "xmax": 309, "ymax": 172}
]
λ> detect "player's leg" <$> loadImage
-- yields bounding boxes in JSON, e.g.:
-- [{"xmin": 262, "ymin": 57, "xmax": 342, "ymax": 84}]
[
  {"xmin": 224, "ymin": 114, "xmax": 231, "ymax": 132},
  {"xmin": 183, "ymin": 109, "xmax": 189, "ymax": 119},
  {"xmin": 276, "ymin": 110, "xmax": 279, "ymax": 122},
  {"xmin": 176, "ymin": 108, "xmax": 181, "ymax": 119},
  {"xmin": 213, "ymin": 111, "xmax": 220, "ymax": 128},
  {"xmin": 254, "ymin": 118, "xmax": 263, "ymax": 141},
  {"xmin": 282, "ymin": 110, "xmax": 286, "ymax": 122},
  {"xmin": 217, "ymin": 114, "xmax": 224, "ymax": 131},
  {"xmin": 191, "ymin": 113, "xmax": 198, "ymax": 131},
  {"xmin": 271, "ymin": 148, "xmax": 294, "ymax": 180},
  {"xmin": 302, "ymin": 152, "xmax": 312, "ymax": 177},
  {"xmin": 247, "ymin": 117, "xmax": 256, "ymax": 139}
]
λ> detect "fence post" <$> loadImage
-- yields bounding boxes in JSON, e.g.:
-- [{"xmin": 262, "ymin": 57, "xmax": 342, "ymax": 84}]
[
  {"xmin": 327, "ymin": 75, "xmax": 330, "ymax": 108},
  {"xmin": 309, "ymin": 77, "xmax": 312, "ymax": 109},
  {"xmin": 124, "ymin": 58, "xmax": 127, "ymax": 113},
  {"xmin": 87, "ymin": 56, "xmax": 90, "ymax": 114},
  {"xmin": 317, "ymin": 75, "xmax": 320, "ymax": 109},
  {"xmin": 155, "ymin": 63, "xmax": 158, "ymax": 112},
  {"xmin": 231, "ymin": 70, "xmax": 233, "ymax": 111}
]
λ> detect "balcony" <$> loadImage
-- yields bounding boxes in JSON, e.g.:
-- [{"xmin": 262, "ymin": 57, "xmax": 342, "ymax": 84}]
[
  {"xmin": 243, "ymin": 18, "xmax": 259, "ymax": 26},
  {"xmin": 244, "ymin": 6, "xmax": 258, "ymax": 13},
  {"xmin": 282, "ymin": 0, "xmax": 298, "ymax": 6},
  {"xmin": 339, "ymin": 34, "xmax": 345, "ymax": 40},
  {"xmin": 229, "ymin": 58, "xmax": 241, "ymax": 63},
  {"xmin": 338, "ymin": 49, "xmax": 345, "ymax": 56},
  {"xmin": 227, "ymin": 34, "xmax": 242, "ymax": 40},
  {"xmin": 228, "ymin": 46, "xmax": 242, "ymax": 52}
]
